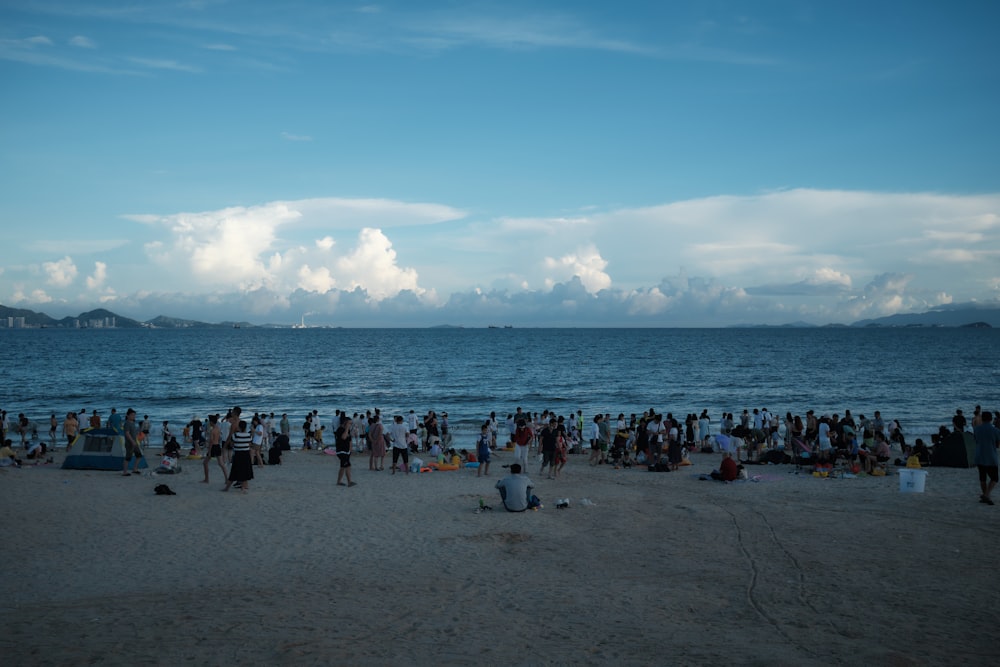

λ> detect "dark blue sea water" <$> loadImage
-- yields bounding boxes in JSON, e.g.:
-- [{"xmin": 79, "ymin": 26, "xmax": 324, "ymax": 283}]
[{"xmin": 2, "ymin": 327, "xmax": 997, "ymax": 444}]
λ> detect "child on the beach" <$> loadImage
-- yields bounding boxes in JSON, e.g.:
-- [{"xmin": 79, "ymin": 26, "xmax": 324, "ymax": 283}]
[
  {"xmin": 161, "ymin": 421, "xmax": 172, "ymax": 452},
  {"xmin": 476, "ymin": 423, "xmax": 491, "ymax": 477}
]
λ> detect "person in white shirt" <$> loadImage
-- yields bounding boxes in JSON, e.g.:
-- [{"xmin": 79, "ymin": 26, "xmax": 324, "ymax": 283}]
[
  {"xmin": 251, "ymin": 415, "xmax": 266, "ymax": 467},
  {"xmin": 388, "ymin": 415, "xmax": 410, "ymax": 475}
]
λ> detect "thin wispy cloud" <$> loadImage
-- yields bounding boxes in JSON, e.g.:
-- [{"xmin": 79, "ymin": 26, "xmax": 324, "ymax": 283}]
[
  {"xmin": 0, "ymin": 36, "xmax": 124, "ymax": 73},
  {"xmin": 127, "ymin": 56, "xmax": 203, "ymax": 73},
  {"xmin": 69, "ymin": 35, "xmax": 96, "ymax": 48},
  {"xmin": 280, "ymin": 131, "xmax": 313, "ymax": 142}
]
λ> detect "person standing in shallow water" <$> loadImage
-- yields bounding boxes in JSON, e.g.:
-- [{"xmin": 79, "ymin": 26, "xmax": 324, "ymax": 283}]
[{"xmin": 335, "ymin": 416, "xmax": 357, "ymax": 487}]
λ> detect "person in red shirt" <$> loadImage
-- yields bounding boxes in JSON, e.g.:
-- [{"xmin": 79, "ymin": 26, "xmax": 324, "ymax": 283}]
[{"xmin": 710, "ymin": 452, "xmax": 739, "ymax": 482}]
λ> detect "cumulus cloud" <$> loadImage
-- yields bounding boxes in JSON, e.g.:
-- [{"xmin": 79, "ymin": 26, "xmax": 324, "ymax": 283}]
[
  {"xmin": 336, "ymin": 228, "xmax": 423, "ymax": 299},
  {"xmin": 8, "ymin": 190, "xmax": 999, "ymax": 327},
  {"xmin": 543, "ymin": 245, "xmax": 611, "ymax": 293},
  {"xmin": 85, "ymin": 261, "xmax": 108, "ymax": 290},
  {"xmin": 11, "ymin": 285, "xmax": 53, "ymax": 304},
  {"xmin": 746, "ymin": 267, "xmax": 853, "ymax": 296},
  {"xmin": 141, "ymin": 203, "xmax": 297, "ymax": 288},
  {"xmin": 43, "ymin": 256, "xmax": 77, "ymax": 287},
  {"xmin": 132, "ymin": 199, "xmax": 439, "ymax": 303}
]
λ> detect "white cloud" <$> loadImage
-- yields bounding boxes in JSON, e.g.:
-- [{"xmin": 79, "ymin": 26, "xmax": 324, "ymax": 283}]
[
  {"xmin": 288, "ymin": 197, "xmax": 466, "ymax": 229},
  {"xmin": 43, "ymin": 256, "xmax": 77, "ymax": 287},
  {"xmin": 543, "ymin": 245, "xmax": 611, "ymax": 293},
  {"xmin": 8, "ymin": 190, "xmax": 999, "ymax": 327},
  {"xmin": 143, "ymin": 203, "xmax": 297, "ymax": 288},
  {"xmin": 86, "ymin": 261, "xmax": 108, "ymax": 290},
  {"xmin": 133, "ymin": 200, "xmax": 434, "ymax": 302},
  {"xmin": 335, "ymin": 228, "xmax": 422, "ymax": 299},
  {"xmin": 69, "ymin": 36, "xmax": 96, "ymax": 48},
  {"xmin": 127, "ymin": 57, "xmax": 203, "ymax": 73},
  {"xmin": 280, "ymin": 131, "xmax": 313, "ymax": 142},
  {"xmin": 297, "ymin": 265, "xmax": 336, "ymax": 293}
]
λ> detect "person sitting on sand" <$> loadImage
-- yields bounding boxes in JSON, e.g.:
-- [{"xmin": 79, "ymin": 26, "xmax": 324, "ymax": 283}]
[
  {"xmin": 25, "ymin": 440, "xmax": 47, "ymax": 461},
  {"xmin": 163, "ymin": 437, "xmax": 181, "ymax": 458},
  {"xmin": 428, "ymin": 440, "xmax": 442, "ymax": 460},
  {"xmin": 495, "ymin": 463, "xmax": 538, "ymax": 512},
  {"xmin": 406, "ymin": 431, "xmax": 420, "ymax": 454},
  {"xmin": 1, "ymin": 438, "xmax": 23, "ymax": 468},
  {"xmin": 709, "ymin": 452, "xmax": 740, "ymax": 482},
  {"xmin": 911, "ymin": 438, "xmax": 931, "ymax": 466},
  {"xmin": 860, "ymin": 432, "xmax": 891, "ymax": 473}
]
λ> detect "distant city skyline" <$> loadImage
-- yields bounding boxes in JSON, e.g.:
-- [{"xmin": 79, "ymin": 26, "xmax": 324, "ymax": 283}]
[{"xmin": 1, "ymin": 1, "xmax": 998, "ymax": 326}]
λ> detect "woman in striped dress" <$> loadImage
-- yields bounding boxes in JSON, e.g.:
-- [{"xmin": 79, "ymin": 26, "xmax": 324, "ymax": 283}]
[{"xmin": 223, "ymin": 420, "xmax": 254, "ymax": 494}]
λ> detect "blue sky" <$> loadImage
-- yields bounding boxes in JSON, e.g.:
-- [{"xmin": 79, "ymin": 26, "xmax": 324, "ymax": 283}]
[{"xmin": 1, "ymin": 0, "xmax": 998, "ymax": 326}]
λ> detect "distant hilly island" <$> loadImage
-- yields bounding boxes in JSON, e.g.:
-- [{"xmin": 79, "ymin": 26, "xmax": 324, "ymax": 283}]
[
  {"xmin": 1, "ymin": 302, "xmax": 997, "ymax": 328},
  {"xmin": 0, "ymin": 306, "xmax": 252, "ymax": 329}
]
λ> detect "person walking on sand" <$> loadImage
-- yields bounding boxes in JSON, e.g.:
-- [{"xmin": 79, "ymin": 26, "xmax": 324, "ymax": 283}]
[
  {"xmin": 512, "ymin": 418, "xmax": 533, "ymax": 471},
  {"xmin": 250, "ymin": 415, "xmax": 266, "ymax": 467},
  {"xmin": 973, "ymin": 410, "xmax": 1000, "ymax": 505},
  {"xmin": 62, "ymin": 411, "xmax": 78, "ymax": 449},
  {"xmin": 476, "ymin": 423, "xmax": 491, "ymax": 477},
  {"xmin": 121, "ymin": 408, "xmax": 144, "ymax": 476},
  {"xmin": 223, "ymin": 420, "xmax": 253, "ymax": 494},
  {"xmin": 335, "ymin": 415, "xmax": 357, "ymax": 487},
  {"xmin": 539, "ymin": 418, "xmax": 558, "ymax": 479},
  {"xmin": 203, "ymin": 414, "xmax": 226, "ymax": 483},
  {"xmin": 588, "ymin": 414, "xmax": 602, "ymax": 466}
]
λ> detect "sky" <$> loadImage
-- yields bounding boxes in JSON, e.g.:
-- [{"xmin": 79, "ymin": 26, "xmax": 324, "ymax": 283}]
[{"xmin": 1, "ymin": 0, "xmax": 998, "ymax": 327}]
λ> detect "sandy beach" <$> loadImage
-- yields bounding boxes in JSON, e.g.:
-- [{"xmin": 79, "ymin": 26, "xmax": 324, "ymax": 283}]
[{"xmin": 1, "ymin": 447, "xmax": 996, "ymax": 666}]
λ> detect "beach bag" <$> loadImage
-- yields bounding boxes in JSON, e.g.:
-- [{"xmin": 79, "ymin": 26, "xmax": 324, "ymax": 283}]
[{"xmin": 157, "ymin": 456, "xmax": 179, "ymax": 473}]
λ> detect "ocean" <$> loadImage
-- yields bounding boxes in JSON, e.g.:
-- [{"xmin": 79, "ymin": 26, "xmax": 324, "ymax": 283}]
[{"xmin": 1, "ymin": 327, "xmax": 996, "ymax": 445}]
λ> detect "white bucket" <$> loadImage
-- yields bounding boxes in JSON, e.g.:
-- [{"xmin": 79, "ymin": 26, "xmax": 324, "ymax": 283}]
[{"xmin": 898, "ymin": 468, "xmax": 927, "ymax": 493}]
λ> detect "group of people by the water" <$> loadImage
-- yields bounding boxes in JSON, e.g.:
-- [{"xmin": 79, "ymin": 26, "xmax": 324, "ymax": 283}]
[{"xmin": 3, "ymin": 402, "xmax": 998, "ymax": 506}]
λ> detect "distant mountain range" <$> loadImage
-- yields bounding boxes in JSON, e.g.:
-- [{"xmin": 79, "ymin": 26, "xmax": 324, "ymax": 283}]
[
  {"xmin": 0, "ymin": 305, "xmax": 252, "ymax": 329},
  {"xmin": 1, "ymin": 302, "xmax": 997, "ymax": 328}
]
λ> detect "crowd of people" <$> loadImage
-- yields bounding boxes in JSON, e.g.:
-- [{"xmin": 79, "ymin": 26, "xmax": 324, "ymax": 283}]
[{"xmin": 2, "ymin": 402, "xmax": 998, "ymax": 506}]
